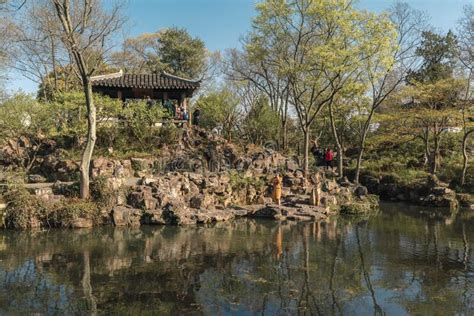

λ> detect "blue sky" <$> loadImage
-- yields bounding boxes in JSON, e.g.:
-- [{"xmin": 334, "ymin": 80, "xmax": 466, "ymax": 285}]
[{"xmin": 7, "ymin": 0, "xmax": 472, "ymax": 93}]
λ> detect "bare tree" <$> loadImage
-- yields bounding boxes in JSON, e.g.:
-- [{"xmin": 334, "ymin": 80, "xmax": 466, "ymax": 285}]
[
  {"xmin": 0, "ymin": 18, "xmax": 13, "ymax": 96},
  {"xmin": 0, "ymin": 1, "xmax": 20, "ymax": 96},
  {"xmin": 225, "ymin": 46, "xmax": 290, "ymax": 150},
  {"xmin": 50, "ymin": 0, "xmax": 125, "ymax": 198},
  {"xmin": 353, "ymin": 1, "xmax": 428, "ymax": 183},
  {"xmin": 8, "ymin": 2, "xmax": 68, "ymax": 99},
  {"xmin": 0, "ymin": 0, "xmax": 26, "ymax": 12}
]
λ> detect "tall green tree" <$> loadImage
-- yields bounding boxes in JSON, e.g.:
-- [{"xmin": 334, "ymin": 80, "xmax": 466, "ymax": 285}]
[
  {"xmin": 402, "ymin": 30, "xmax": 460, "ymax": 175},
  {"xmin": 0, "ymin": 93, "xmax": 54, "ymax": 171},
  {"xmin": 249, "ymin": 0, "xmax": 396, "ymax": 177},
  {"xmin": 407, "ymin": 30, "xmax": 458, "ymax": 84},
  {"xmin": 402, "ymin": 79, "xmax": 464, "ymax": 175},
  {"xmin": 111, "ymin": 27, "xmax": 213, "ymax": 80}
]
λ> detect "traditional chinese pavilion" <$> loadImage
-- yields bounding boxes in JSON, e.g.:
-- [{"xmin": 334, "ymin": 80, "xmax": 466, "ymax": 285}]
[{"xmin": 91, "ymin": 70, "xmax": 201, "ymax": 109}]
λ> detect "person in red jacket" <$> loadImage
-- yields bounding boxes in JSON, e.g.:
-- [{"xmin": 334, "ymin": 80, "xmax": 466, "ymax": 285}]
[{"xmin": 325, "ymin": 147, "xmax": 334, "ymax": 170}]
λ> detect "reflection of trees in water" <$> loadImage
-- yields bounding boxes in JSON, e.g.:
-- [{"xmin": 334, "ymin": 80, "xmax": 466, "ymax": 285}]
[
  {"xmin": 461, "ymin": 223, "xmax": 472, "ymax": 308},
  {"xmin": 0, "ymin": 208, "xmax": 473, "ymax": 314},
  {"xmin": 297, "ymin": 225, "xmax": 321, "ymax": 314},
  {"xmin": 356, "ymin": 224, "xmax": 384, "ymax": 316},
  {"xmin": 329, "ymin": 227, "xmax": 342, "ymax": 315},
  {"xmin": 82, "ymin": 250, "xmax": 97, "ymax": 315},
  {"xmin": 0, "ymin": 259, "xmax": 86, "ymax": 314},
  {"xmin": 365, "ymin": 205, "xmax": 474, "ymax": 314},
  {"xmin": 0, "ymin": 220, "xmax": 285, "ymax": 314},
  {"xmin": 195, "ymin": 219, "xmax": 368, "ymax": 314}
]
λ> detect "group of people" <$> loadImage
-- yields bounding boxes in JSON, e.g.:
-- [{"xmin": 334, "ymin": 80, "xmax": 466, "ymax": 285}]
[
  {"xmin": 310, "ymin": 139, "xmax": 334, "ymax": 169},
  {"xmin": 163, "ymin": 99, "xmax": 189, "ymax": 121},
  {"xmin": 145, "ymin": 96, "xmax": 201, "ymax": 126},
  {"xmin": 271, "ymin": 142, "xmax": 334, "ymax": 206}
]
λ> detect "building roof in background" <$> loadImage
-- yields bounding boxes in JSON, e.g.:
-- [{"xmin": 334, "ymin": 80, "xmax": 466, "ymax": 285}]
[{"xmin": 91, "ymin": 70, "xmax": 200, "ymax": 90}]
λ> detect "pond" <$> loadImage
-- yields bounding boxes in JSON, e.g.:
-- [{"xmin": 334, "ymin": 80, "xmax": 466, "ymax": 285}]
[{"xmin": 0, "ymin": 203, "xmax": 473, "ymax": 315}]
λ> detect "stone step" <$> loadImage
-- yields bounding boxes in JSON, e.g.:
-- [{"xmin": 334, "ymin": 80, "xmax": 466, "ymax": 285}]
[{"xmin": 28, "ymin": 187, "xmax": 54, "ymax": 196}]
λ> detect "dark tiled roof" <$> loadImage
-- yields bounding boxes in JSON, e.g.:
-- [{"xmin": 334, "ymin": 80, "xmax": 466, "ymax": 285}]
[{"xmin": 91, "ymin": 72, "xmax": 200, "ymax": 90}]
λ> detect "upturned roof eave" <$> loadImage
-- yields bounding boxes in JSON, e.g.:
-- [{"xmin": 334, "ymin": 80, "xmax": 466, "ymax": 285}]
[{"xmin": 91, "ymin": 70, "xmax": 200, "ymax": 90}]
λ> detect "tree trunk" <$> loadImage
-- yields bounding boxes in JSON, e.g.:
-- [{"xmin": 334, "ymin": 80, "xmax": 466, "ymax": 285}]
[
  {"xmin": 281, "ymin": 96, "xmax": 289, "ymax": 151},
  {"xmin": 336, "ymin": 143, "xmax": 343, "ymax": 178},
  {"xmin": 423, "ymin": 128, "xmax": 430, "ymax": 167},
  {"xmin": 281, "ymin": 117, "xmax": 288, "ymax": 151},
  {"xmin": 79, "ymin": 79, "xmax": 96, "ymax": 199},
  {"xmin": 354, "ymin": 140, "xmax": 365, "ymax": 184},
  {"xmin": 354, "ymin": 128, "xmax": 369, "ymax": 183},
  {"xmin": 355, "ymin": 109, "xmax": 375, "ymax": 183},
  {"xmin": 461, "ymin": 73, "xmax": 472, "ymax": 186},
  {"xmin": 430, "ymin": 132, "xmax": 440, "ymax": 175},
  {"xmin": 303, "ymin": 128, "xmax": 310, "ymax": 177},
  {"xmin": 328, "ymin": 102, "xmax": 343, "ymax": 178},
  {"xmin": 50, "ymin": 36, "xmax": 58, "ymax": 92},
  {"xmin": 461, "ymin": 131, "xmax": 472, "ymax": 186}
]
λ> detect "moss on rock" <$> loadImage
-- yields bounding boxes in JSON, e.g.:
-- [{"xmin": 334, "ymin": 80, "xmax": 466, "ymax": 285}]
[{"xmin": 340, "ymin": 195, "xmax": 380, "ymax": 215}]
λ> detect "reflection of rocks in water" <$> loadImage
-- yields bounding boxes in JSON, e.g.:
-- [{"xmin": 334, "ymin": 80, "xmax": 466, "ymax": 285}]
[
  {"xmin": 106, "ymin": 257, "xmax": 133, "ymax": 276},
  {"xmin": 0, "ymin": 207, "xmax": 473, "ymax": 315},
  {"xmin": 383, "ymin": 202, "xmax": 457, "ymax": 223}
]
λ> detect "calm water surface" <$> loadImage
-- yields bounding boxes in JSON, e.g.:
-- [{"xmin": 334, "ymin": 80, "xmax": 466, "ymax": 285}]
[{"xmin": 0, "ymin": 203, "xmax": 473, "ymax": 315}]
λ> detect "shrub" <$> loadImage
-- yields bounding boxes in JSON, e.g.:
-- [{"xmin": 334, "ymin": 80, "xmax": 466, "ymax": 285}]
[
  {"xmin": 48, "ymin": 92, "xmax": 123, "ymax": 148},
  {"xmin": 3, "ymin": 187, "xmax": 104, "ymax": 229},
  {"xmin": 122, "ymin": 100, "xmax": 167, "ymax": 147},
  {"xmin": 54, "ymin": 181, "xmax": 81, "ymax": 198},
  {"xmin": 51, "ymin": 199, "xmax": 99, "ymax": 227},
  {"xmin": 0, "ymin": 93, "xmax": 52, "ymax": 143},
  {"xmin": 229, "ymin": 171, "xmax": 265, "ymax": 190},
  {"xmin": 3, "ymin": 189, "xmax": 49, "ymax": 230},
  {"xmin": 158, "ymin": 123, "xmax": 182, "ymax": 146},
  {"xmin": 90, "ymin": 176, "xmax": 117, "ymax": 211},
  {"xmin": 340, "ymin": 195, "xmax": 379, "ymax": 215}
]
